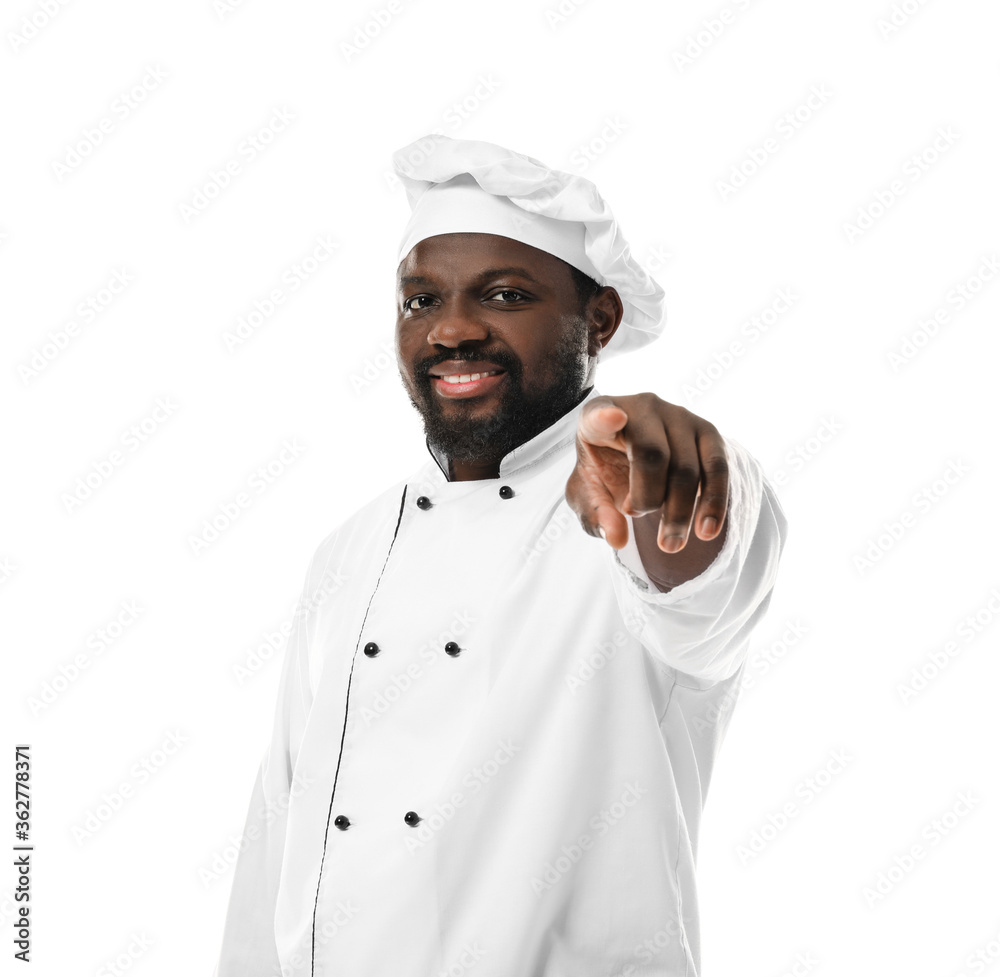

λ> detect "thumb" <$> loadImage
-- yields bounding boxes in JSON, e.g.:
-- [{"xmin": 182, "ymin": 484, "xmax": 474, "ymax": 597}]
[{"xmin": 567, "ymin": 465, "xmax": 630, "ymax": 550}]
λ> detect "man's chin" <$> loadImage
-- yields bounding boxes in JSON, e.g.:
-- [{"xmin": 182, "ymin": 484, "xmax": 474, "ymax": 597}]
[
  {"xmin": 410, "ymin": 367, "xmax": 588, "ymax": 464},
  {"xmin": 428, "ymin": 401, "xmax": 520, "ymax": 450}
]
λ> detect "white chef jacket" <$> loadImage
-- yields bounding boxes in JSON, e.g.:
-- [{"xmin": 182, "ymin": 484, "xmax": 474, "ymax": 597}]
[{"xmin": 214, "ymin": 385, "xmax": 788, "ymax": 977}]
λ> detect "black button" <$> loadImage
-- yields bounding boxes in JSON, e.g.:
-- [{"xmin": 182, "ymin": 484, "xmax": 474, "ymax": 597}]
[
  {"xmin": 334, "ymin": 815, "xmax": 350, "ymax": 830},
  {"xmin": 403, "ymin": 811, "xmax": 421, "ymax": 826},
  {"xmin": 416, "ymin": 495, "xmax": 432, "ymax": 509},
  {"xmin": 363, "ymin": 642, "xmax": 380, "ymax": 657},
  {"xmin": 499, "ymin": 485, "xmax": 514, "ymax": 499},
  {"xmin": 444, "ymin": 641, "xmax": 461, "ymax": 657}
]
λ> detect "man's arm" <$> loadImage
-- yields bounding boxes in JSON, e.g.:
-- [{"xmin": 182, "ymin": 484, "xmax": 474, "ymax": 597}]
[
  {"xmin": 214, "ymin": 536, "xmax": 332, "ymax": 977},
  {"xmin": 566, "ymin": 393, "xmax": 787, "ymax": 683}
]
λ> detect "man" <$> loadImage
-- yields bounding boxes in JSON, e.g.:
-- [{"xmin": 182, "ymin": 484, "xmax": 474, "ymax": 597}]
[{"xmin": 215, "ymin": 134, "xmax": 788, "ymax": 977}]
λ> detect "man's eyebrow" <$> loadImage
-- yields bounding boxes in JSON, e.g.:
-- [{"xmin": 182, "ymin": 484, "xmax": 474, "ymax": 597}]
[
  {"xmin": 473, "ymin": 266, "xmax": 545, "ymax": 287},
  {"xmin": 397, "ymin": 267, "xmax": 546, "ymax": 290},
  {"xmin": 398, "ymin": 274, "xmax": 437, "ymax": 289}
]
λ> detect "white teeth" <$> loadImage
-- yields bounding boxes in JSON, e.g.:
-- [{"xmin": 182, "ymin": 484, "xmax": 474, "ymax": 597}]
[{"xmin": 440, "ymin": 371, "xmax": 498, "ymax": 384}]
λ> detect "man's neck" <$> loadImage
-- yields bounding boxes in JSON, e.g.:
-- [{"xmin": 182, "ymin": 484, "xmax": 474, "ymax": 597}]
[{"xmin": 448, "ymin": 455, "xmax": 502, "ymax": 482}]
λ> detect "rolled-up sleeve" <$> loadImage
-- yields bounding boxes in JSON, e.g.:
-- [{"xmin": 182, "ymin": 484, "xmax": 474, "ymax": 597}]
[
  {"xmin": 607, "ymin": 434, "xmax": 788, "ymax": 685},
  {"xmin": 214, "ymin": 538, "xmax": 332, "ymax": 977}
]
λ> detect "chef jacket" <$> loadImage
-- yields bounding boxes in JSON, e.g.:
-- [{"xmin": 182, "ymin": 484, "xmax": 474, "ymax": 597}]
[{"xmin": 214, "ymin": 384, "xmax": 788, "ymax": 977}]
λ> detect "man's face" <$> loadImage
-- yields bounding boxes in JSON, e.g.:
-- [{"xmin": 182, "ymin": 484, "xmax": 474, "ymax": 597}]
[{"xmin": 395, "ymin": 232, "xmax": 613, "ymax": 468}]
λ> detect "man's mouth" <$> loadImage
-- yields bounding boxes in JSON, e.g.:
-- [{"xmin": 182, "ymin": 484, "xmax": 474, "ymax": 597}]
[
  {"xmin": 435, "ymin": 369, "xmax": 503, "ymax": 384},
  {"xmin": 427, "ymin": 365, "xmax": 507, "ymax": 399}
]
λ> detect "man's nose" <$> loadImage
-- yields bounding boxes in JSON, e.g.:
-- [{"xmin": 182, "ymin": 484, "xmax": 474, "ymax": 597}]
[{"xmin": 425, "ymin": 300, "xmax": 489, "ymax": 347}]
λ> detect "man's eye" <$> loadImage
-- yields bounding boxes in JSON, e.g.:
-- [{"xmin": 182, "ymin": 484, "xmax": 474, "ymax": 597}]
[
  {"xmin": 491, "ymin": 289, "xmax": 524, "ymax": 303},
  {"xmin": 403, "ymin": 295, "xmax": 434, "ymax": 312}
]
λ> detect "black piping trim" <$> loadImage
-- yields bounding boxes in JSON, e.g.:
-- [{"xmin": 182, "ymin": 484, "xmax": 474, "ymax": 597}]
[{"xmin": 310, "ymin": 484, "xmax": 409, "ymax": 975}]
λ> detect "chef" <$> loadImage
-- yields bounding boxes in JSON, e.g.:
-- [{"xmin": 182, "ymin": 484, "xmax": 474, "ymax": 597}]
[{"xmin": 214, "ymin": 133, "xmax": 789, "ymax": 977}]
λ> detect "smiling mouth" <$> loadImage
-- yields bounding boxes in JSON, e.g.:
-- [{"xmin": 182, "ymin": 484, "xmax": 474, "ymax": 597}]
[
  {"xmin": 428, "ymin": 369, "xmax": 507, "ymax": 399},
  {"xmin": 434, "ymin": 369, "xmax": 504, "ymax": 384}
]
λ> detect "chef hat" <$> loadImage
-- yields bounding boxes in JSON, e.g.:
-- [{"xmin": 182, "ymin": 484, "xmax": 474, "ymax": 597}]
[{"xmin": 391, "ymin": 134, "xmax": 666, "ymax": 359}]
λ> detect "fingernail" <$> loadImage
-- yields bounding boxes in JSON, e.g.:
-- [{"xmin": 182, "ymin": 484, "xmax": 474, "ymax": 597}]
[
  {"xmin": 662, "ymin": 535, "xmax": 684, "ymax": 553},
  {"xmin": 598, "ymin": 526, "xmax": 607, "ymax": 540},
  {"xmin": 701, "ymin": 516, "xmax": 718, "ymax": 536}
]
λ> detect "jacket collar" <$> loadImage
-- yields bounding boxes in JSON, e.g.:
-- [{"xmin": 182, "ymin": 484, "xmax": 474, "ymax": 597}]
[{"xmin": 423, "ymin": 385, "xmax": 605, "ymax": 483}]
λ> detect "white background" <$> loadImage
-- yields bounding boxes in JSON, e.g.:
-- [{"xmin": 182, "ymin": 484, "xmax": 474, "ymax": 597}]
[{"xmin": 3, "ymin": 0, "xmax": 999, "ymax": 974}]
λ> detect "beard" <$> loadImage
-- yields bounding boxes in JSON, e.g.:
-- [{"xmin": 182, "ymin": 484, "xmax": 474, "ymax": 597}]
[{"xmin": 403, "ymin": 316, "xmax": 592, "ymax": 468}]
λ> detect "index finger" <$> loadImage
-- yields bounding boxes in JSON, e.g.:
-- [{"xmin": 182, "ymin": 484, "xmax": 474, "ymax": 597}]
[{"xmin": 577, "ymin": 397, "xmax": 629, "ymax": 450}]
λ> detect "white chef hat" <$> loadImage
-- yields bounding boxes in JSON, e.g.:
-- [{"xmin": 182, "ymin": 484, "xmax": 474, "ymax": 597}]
[{"xmin": 391, "ymin": 134, "xmax": 666, "ymax": 359}]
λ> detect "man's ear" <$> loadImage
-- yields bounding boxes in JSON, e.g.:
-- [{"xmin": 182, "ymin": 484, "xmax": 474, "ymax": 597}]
[{"xmin": 590, "ymin": 287, "xmax": 624, "ymax": 355}]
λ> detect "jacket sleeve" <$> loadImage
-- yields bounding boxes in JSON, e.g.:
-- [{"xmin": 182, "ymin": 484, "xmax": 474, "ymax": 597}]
[
  {"xmin": 213, "ymin": 535, "xmax": 335, "ymax": 977},
  {"xmin": 607, "ymin": 434, "xmax": 788, "ymax": 685}
]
